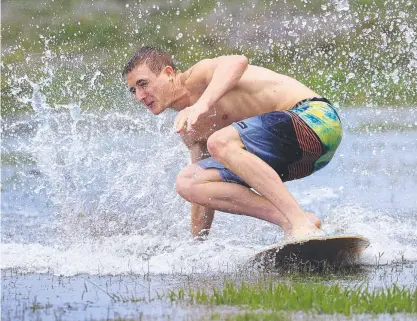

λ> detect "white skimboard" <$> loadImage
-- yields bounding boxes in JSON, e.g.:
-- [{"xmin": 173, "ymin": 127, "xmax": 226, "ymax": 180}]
[{"xmin": 253, "ymin": 234, "xmax": 370, "ymax": 269}]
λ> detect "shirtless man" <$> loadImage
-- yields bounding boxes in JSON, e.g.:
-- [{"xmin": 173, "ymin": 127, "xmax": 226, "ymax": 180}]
[{"xmin": 123, "ymin": 46, "xmax": 342, "ymax": 240}]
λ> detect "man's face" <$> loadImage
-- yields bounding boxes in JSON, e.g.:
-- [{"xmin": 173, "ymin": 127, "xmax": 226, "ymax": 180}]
[{"xmin": 126, "ymin": 64, "xmax": 171, "ymax": 115}]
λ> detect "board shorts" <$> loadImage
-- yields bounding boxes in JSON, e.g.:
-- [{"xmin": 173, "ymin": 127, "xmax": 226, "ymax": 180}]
[{"xmin": 197, "ymin": 97, "xmax": 343, "ymax": 187}]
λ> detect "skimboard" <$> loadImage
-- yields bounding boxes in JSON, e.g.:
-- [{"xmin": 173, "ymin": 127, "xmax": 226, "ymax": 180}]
[{"xmin": 253, "ymin": 234, "xmax": 370, "ymax": 269}]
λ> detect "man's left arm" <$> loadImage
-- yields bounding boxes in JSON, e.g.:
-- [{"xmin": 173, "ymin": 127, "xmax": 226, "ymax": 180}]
[
  {"xmin": 176, "ymin": 55, "xmax": 248, "ymax": 133},
  {"xmin": 197, "ymin": 55, "xmax": 248, "ymax": 109}
]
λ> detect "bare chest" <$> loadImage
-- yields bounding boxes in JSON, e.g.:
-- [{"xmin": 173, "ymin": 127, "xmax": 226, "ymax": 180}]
[{"xmin": 190, "ymin": 107, "xmax": 233, "ymax": 142}]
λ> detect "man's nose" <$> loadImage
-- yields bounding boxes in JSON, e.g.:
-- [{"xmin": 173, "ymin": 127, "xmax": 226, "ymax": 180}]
[{"xmin": 135, "ymin": 89, "xmax": 146, "ymax": 102}]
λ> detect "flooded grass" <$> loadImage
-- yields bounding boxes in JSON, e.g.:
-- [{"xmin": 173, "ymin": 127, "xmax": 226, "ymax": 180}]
[
  {"xmin": 2, "ymin": 262, "xmax": 417, "ymax": 320},
  {"xmin": 168, "ymin": 280, "xmax": 417, "ymax": 315},
  {"xmin": 210, "ymin": 311, "xmax": 417, "ymax": 321}
]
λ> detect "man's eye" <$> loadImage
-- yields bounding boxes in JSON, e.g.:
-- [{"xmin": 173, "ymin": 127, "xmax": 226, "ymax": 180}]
[{"xmin": 129, "ymin": 88, "xmax": 136, "ymax": 94}]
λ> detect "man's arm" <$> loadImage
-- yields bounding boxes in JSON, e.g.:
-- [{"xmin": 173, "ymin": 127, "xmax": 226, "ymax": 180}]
[
  {"xmin": 195, "ymin": 55, "xmax": 249, "ymax": 108},
  {"xmin": 188, "ymin": 142, "xmax": 215, "ymax": 238},
  {"xmin": 176, "ymin": 55, "xmax": 249, "ymax": 133}
]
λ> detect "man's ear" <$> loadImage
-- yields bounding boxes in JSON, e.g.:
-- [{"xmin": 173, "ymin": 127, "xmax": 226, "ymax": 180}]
[{"xmin": 164, "ymin": 65, "xmax": 175, "ymax": 77}]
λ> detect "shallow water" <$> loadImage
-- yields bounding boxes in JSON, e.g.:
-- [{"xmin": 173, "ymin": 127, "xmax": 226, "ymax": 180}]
[
  {"xmin": 2, "ymin": 102, "xmax": 417, "ymax": 320},
  {"xmin": 2, "ymin": 263, "xmax": 417, "ymax": 321},
  {"xmin": 2, "ymin": 105, "xmax": 417, "ymax": 274},
  {"xmin": 2, "ymin": 262, "xmax": 417, "ymax": 321}
]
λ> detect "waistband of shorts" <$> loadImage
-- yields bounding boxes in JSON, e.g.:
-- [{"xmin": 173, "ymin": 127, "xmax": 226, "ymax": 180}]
[{"xmin": 291, "ymin": 97, "xmax": 332, "ymax": 109}]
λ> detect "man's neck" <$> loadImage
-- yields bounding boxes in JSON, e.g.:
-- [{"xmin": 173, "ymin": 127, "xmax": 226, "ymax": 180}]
[{"xmin": 168, "ymin": 72, "xmax": 191, "ymax": 111}]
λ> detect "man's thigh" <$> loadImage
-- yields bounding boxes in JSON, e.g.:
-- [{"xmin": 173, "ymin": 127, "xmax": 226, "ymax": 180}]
[
  {"xmin": 207, "ymin": 125, "xmax": 245, "ymax": 150},
  {"xmin": 195, "ymin": 124, "xmax": 250, "ymax": 187}
]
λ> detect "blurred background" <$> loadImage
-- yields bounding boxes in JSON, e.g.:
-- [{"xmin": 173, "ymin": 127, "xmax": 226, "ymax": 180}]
[{"xmin": 2, "ymin": 0, "xmax": 417, "ymax": 116}]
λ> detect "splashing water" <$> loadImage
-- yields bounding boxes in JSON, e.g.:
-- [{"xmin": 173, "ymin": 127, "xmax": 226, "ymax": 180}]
[
  {"xmin": 2, "ymin": 0, "xmax": 417, "ymax": 276},
  {"xmin": 3, "ymin": 80, "xmax": 416, "ymax": 275},
  {"xmin": 2, "ymin": 70, "xmax": 272, "ymax": 275}
]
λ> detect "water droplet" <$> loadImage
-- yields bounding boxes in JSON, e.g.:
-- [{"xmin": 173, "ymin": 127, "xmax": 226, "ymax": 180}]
[{"xmin": 334, "ymin": 0, "xmax": 349, "ymax": 12}]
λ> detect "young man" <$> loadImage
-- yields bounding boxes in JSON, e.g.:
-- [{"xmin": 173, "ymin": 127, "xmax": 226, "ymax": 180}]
[{"xmin": 123, "ymin": 46, "xmax": 342, "ymax": 240}]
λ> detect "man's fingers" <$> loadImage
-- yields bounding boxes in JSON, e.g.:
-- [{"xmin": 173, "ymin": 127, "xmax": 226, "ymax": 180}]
[
  {"xmin": 175, "ymin": 106, "xmax": 203, "ymax": 133},
  {"xmin": 186, "ymin": 115, "xmax": 193, "ymax": 132},
  {"xmin": 174, "ymin": 110, "xmax": 184, "ymax": 128},
  {"xmin": 178, "ymin": 119, "xmax": 187, "ymax": 133},
  {"xmin": 174, "ymin": 115, "xmax": 181, "ymax": 132},
  {"xmin": 176, "ymin": 109, "xmax": 189, "ymax": 132},
  {"xmin": 191, "ymin": 114, "xmax": 199, "ymax": 126},
  {"xmin": 175, "ymin": 113, "xmax": 186, "ymax": 132},
  {"xmin": 174, "ymin": 115, "xmax": 180, "ymax": 131}
]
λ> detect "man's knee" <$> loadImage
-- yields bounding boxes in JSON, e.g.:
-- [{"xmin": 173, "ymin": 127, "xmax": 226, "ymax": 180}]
[
  {"xmin": 207, "ymin": 132, "xmax": 227, "ymax": 161},
  {"xmin": 176, "ymin": 165, "xmax": 197, "ymax": 201},
  {"xmin": 176, "ymin": 165, "xmax": 222, "ymax": 202},
  {"xmin": 207, "ymin": 129, "xmax": 242, "ymax": 162}
]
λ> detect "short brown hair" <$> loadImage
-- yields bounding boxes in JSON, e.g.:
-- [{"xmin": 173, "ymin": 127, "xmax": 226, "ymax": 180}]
[{"xmin": 122, "ymin": 46, "xmax": 176, "ymax": 77}]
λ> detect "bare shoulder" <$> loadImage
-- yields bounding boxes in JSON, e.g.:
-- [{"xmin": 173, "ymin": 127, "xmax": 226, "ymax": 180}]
[
  {"xmin": 181, "ymin": 55, "xmax": 248, "ymax": 86},
  {"xmin": 180, "ymin": 58, "xmax": 217, "ymax": 87}
]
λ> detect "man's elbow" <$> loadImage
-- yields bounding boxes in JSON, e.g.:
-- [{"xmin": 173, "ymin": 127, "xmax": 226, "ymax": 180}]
[{"xmin": 235, "ymin": 55, "xmax": 248, "ymax": 70}]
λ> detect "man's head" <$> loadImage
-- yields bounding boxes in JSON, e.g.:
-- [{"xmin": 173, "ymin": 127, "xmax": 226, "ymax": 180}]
[{"xmin": 123, "ymin": 46, "xmax": 177, "ymax": 115}]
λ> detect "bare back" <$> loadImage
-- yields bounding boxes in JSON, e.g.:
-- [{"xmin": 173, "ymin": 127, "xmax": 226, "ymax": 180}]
[{"xmin": 180, "ymin": 64, "xmax": 319, "ymax": 142}]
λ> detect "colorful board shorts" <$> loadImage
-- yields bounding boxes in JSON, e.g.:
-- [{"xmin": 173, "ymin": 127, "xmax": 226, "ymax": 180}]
[{"xmin": 197, "ymin": 97, "xmax": 343, "ymax": 187}]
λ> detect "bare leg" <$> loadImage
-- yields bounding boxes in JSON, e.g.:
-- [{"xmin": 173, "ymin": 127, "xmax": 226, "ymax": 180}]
[
  {"xmin": 206, "ymin": 126, "xmax": 324, "ymax": 238},
  {"xmin": 191, "ymin": 203, "xmax": 214, "ymax": 238},
  {"xmin": 177, "ymin": 165, "xmax": 320, "ymax": 239},
  {"xmin": 177, "ymin": 165, "xmax": 295, "ymax": 237}
]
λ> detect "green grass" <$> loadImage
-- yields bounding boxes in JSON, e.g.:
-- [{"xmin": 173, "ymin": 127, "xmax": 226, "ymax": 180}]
[
  {"xmin": 210, "ymin": 311, "xmax": 291, "ymax": 321},
  {"xmin": 211, "ymin": 311, "xmax": 417, "ymax": 321},
  {"xmin": 27, "ymin": 302, "xmax": 53, "ymax": 312},
  {"xmin": 169, "ymin": 280, "xmax": 417, "ymax": 315}
]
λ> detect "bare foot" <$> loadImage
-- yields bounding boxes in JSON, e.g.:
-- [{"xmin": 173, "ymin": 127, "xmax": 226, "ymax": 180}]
[
  {"xmin": 305, "ymin": 211, "xmax": 321, "ymax": 228},
  {"xmin": 282, "ymin": 212, "xmax": 323, "ymax": 241},
  {"xmin": 284, "ymin": 221, "xmax": 325, "ymax": 241}
]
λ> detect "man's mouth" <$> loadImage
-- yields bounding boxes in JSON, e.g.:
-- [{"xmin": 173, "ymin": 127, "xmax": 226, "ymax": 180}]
[{"xmin": 147, "ymin": 101, "xmax": 155, "ymax": 110}]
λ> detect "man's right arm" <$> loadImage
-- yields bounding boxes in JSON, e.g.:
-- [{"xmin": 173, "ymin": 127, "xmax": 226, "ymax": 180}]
[{"xmin": 188, "ymin": 142, "xmax": 215, "ymax": 238}]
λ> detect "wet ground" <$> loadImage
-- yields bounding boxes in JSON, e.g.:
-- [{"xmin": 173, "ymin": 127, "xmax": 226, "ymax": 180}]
[{"xmin": 2, "ymin": 261, "xmax": 417, "ymax": 321}]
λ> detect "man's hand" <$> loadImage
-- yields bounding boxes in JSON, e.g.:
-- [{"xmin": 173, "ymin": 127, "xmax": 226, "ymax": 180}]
[{"xmin": 175, "ymin": 103, "xmax": 210, "ymax": 133}]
